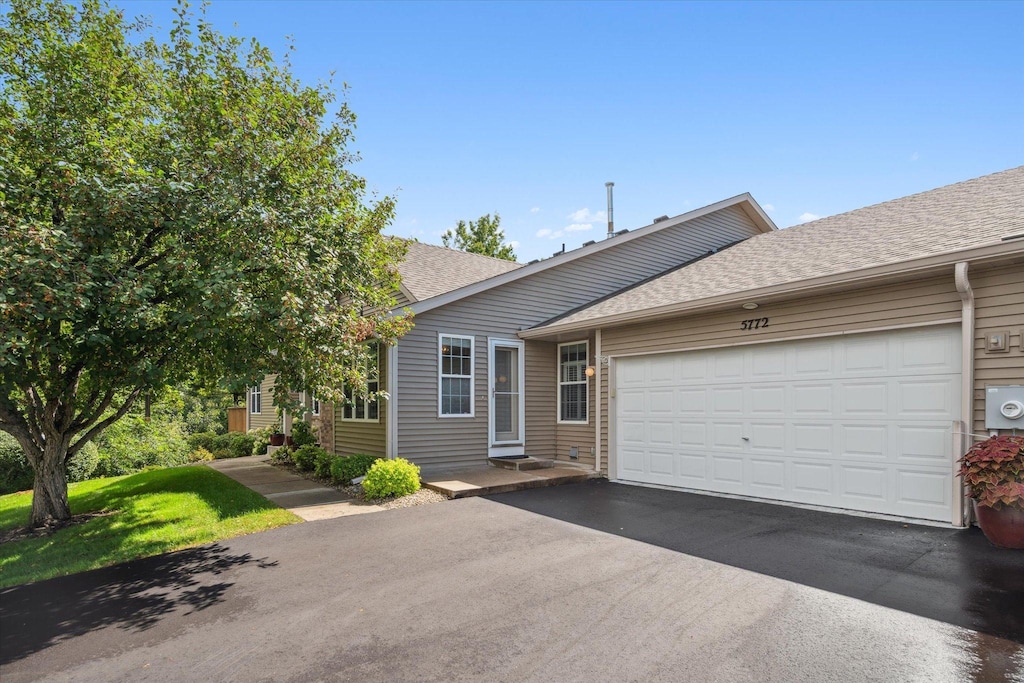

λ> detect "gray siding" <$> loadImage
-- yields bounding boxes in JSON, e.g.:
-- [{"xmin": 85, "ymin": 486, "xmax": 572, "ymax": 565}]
[
  {"xmin": 334, "ymin": 345, "xmax": 388, "ymax": 457},
  {"xmin": 248, "ymin": 375, "xmax": 278, "ymax": 431},
  {"xmin": 396, "ymin": 205, "xmax": 763, "ymax": 467}
]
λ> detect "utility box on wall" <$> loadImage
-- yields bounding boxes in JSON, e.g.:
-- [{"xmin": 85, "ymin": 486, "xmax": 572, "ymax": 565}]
[{"xmin": 985, "ymin": 385, "xmax": 1024, "ymax": 430}]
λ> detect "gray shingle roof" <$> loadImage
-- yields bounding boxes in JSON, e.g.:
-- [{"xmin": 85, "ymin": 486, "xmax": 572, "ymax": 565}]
[
  {"xmin": 535, "ymin": 166, "xmax": 1024, "ymax": 330},
  {"xmin": 397, "ymin": 241, "xmax": 522, "ymax": 302}
]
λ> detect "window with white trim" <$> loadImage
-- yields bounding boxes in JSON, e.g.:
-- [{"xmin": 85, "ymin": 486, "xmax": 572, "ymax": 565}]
[
  {"xmin": 439, "ymin": 334, "xmax": 474, "ymax": 416},
  {"xmin": 250, "ymin": 384, "xmax": 262, "ymax": 414},
  {"xmin": 558, "ymin": 341, "xmax": 588, "ymax": 423},
  {"xmin": 342, "ymin": 342, "xmax": 379, "ymax": 421}
]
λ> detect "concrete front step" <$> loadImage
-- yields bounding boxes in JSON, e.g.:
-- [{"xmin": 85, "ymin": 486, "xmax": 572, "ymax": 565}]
[
  {"xmin": 487, "ymin": 456, "xmax": 556, "ymax": 471},
  {"xmin": 423, "ymin": 465, "xmax": 599, "ymax": 499}
]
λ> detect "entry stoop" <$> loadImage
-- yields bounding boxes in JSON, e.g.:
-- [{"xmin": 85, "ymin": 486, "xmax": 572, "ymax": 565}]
[
  {"xmin": 487, "ymin": 456, "xmax": 556, "ymax": 471},
  {"xmin": 422, "ymin": 462, "xmax": 599, "ymax": 499}
]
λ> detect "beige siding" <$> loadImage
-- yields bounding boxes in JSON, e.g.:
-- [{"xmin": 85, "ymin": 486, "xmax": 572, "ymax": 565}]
[
  {"xmin": 397, "ymin": 205, "xmax": 764, "ymax": 468},
  {"xmin": 247, "ymin": 375, "xmax": 279, "ymax": 431},
  {"xmin": 970, "ymin": 261, "xmax": 1024, "ymax": 437},
  {"xmin": 334, "ymin": 346, "xmax": 388, "ymax": 457},
  {"xmin": 554, "ymin": 335, "xmax": 596, "ymax": 466}
]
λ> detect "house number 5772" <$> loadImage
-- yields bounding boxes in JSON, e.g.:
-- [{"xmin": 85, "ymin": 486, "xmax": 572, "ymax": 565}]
[{"xmin": 740, "ymin": 317, "xmax": 769, "ymax": 331}]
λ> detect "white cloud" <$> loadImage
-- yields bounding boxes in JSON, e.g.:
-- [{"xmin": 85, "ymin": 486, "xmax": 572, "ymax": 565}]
[
  {"xmin": 535, "ymin": 228, "xmax": 553, "ymax": 238},
  {"xmin": 530, "ymin": 207, "xmax": 541, "ymax": 213},
  {"xmin": 566, "ymin": 207, "xmax": 606, "ymax": 223},
  {"xmin": 564, "ymin": 223, "xmax": 592, "ymax": 233},
  {"xmin": 799, "ymin": 212, "xmax": 820, "ymax": 223},
  {"xmin": 507, "ymin": 240, "xmax": 520, "ymax": 249},
  {"xmin": 763, "ymin": 203, "xmax": 775, "ymax": 212}
]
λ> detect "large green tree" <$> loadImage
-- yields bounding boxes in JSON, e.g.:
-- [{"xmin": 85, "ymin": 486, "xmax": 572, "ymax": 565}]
[
  {"xmin": 0, "ymin": 0, "xmax": 410, "ymax": 526},
  {"xmin": 441, "ymin": 213, "xmax": 517, "ymax": 261}
]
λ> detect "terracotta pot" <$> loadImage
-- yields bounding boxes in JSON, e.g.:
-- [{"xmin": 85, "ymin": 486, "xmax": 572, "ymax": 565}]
[
  {"xmin": 973, "ymin": 501, "xmax": 1024, "ymax": 549},
  {"xmin": 269, "ymin": 433, "xmax": 285, "ymax": 447}
]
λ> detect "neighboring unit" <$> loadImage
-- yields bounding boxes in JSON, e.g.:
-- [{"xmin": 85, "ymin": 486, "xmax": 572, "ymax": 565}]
[{"xmin": 251, "ymin": 167, "xmax": 1024, "ymax": 526}]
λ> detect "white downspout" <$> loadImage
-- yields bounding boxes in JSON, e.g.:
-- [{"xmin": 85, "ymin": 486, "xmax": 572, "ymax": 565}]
[
  {"xmin": 595, "ymin": 329, "xmax": 602, "ymax": 473},
  {"xmin": 954, "ymin": 261, "xmax": 974, "ymax": 528},
  {"xmin": 387, "ymin": 343, "xmax": 399, "ymax": 459}
]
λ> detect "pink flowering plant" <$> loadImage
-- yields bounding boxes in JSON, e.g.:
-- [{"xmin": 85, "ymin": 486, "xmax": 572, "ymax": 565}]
[{"xmin": 958, "ymin": 435, "xmax": 1024, "ymax": 509}]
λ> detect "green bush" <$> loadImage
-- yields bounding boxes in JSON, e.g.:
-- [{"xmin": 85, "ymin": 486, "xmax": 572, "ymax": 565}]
[
  {"xmin": 190, "ymin": 446, "xmax": 215, "ymax": 462},
  {"xmin": 228, "ymin": 433, "xmax": 256, "ymax": 459},
  {"xmin": 362, "ymin": 458, "xmax": 420, "ymax": 499},
  {"xmin": 291, "ymin": 420, "xmax": 317, "ymax": 448},
  {"xmin": 66, "ymin": 441, "xmax": 100, "ymax": 482},
  {"xmin": 292, "ymin": 444, "xmax": 323, "ymax": 472},
  {"xmin": 313, "ymin": 449, "xmax": 334, "ymax": 478},
  {"xmin": 270, "ymin": 445, "xmax": 292, "ymax": 464},
  {"xmin": 93, "ymin": 417, "xmax": 190, "ymax": 477},
  {"xmin": 186, "ymin": 431, "xmax": 219, "ymax": 453},
  {"xmin": 330, "ymin": 454, "xmax": 382, "ymax": 485},
  {"xmin": 0, "ymin": 431, "xmax": 34, "ymax": 494}
]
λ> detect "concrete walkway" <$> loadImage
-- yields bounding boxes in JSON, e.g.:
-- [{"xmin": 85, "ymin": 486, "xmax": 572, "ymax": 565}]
[{"xmin": 207, "ymin": 455, "xmax": 382, "ymax": 521}]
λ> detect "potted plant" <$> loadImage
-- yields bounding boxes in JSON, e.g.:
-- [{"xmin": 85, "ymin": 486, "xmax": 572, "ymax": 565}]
[
  {"xmin": 268, "ymin": 422, "xmax": 285, "ymax": 447},
  {"xmin": 958, "ymin": 435, "xmax": 1024, "ymax": 549}
]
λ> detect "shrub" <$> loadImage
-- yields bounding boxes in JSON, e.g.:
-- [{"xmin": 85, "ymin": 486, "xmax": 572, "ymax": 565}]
[
  {"xmin": 189, "ymin": 446, "xmax": 215, "ymax": 462},
  {"xmin": 251, "ymin": 427, "xmax": 273, "ymax": 456},
  {"xmin": 313, "ymin": 449, "xmax": 334, "ymax": 478},
  {"xmin": 0, "ymin": 432, "xmax": 34, "ymax": 494},
  {"xmin": 186, "ymin": 431, "xmax": 219, "ymax": 453},
  {"xmin": 92, "ymin": 417, "xmax": 190, "ymax": 477},
  {"xmin": 958, "ymin": 435, "xmax": 1024, "ymax": 509},
  {"xmin": 362, "ymin": 458, "xmax": 420, "ymax": 499},
  {"xmin": 330, "ymin": 454, "xmax": 382, "ymax": 485},
  {"xmin": 292, "ymin": 444, "xmax": 323, "ymax": 472},
  {"xmin": 270, "ymin": 445, "xmax": 293, "ymax": 464},
  {"xmin": 291, "ymin": 420, "xmax": 317, "ymax": 448},
  {"xmin": 228, "ymin": 433, "xmax": 256, "ymax": 459},
  {"xmin": 66, "ymin": 441, "xmax": 100, "ymax": 482}
]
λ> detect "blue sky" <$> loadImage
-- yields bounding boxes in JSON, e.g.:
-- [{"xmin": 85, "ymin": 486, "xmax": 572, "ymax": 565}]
[{"xmin": 125, "ymin": 1, "xmax": 1023, "ymax": 263}]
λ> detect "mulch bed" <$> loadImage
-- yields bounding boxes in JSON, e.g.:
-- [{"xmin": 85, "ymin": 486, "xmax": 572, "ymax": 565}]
[{"xmin": 0, "ymin": 510, "xmax": 118, "ymax": 546}]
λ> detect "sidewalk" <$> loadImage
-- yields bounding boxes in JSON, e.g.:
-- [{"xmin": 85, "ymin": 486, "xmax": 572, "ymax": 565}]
[{"xmin": 207, "ymin": 455, "xmax": 383, "ymax": 521}]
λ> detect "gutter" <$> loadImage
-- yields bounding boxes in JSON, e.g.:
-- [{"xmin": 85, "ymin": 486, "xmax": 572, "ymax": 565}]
[
  {"xmin": 954, "ymin": 262, "xmax": 974, "ymax": 529},
  {"xmin": 520, "ymin": 239, "xmax": 1024, "ymax": 339}
]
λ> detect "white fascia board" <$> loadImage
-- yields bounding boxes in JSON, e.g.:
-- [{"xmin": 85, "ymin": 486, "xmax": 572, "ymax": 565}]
[
  {"xmin": 519, "ymin": 238, "xmax": 1024, "ymax": 339},
  {"xmin": 401, "ymin": 195, "xmax": 775, "ymax": 317}
]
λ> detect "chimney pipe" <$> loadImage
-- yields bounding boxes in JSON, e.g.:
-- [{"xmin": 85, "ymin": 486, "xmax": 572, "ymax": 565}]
[{"xmin": 605, "ymin": 182, "xmax": 615, "ymax": 239}]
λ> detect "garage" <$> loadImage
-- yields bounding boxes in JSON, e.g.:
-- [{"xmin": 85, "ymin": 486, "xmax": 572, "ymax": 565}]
[{"xmin": 614, "ymin": 326, "xmax": 962, "ymax": 522}]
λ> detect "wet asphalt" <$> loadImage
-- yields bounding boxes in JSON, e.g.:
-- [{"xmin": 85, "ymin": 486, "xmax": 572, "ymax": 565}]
[{"xmin": 1, "ymin": 480, "xmax": 1022, "ymax": 682}]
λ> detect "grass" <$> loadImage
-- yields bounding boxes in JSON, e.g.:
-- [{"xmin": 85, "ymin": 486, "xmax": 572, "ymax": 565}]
[{"xmin": 0, "ymin": 466, "xmax": 301, "ymax": 588}]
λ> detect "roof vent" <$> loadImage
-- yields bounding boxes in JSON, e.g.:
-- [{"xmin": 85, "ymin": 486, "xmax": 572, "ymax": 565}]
[
  {"xmin": 582, "ymin": 240, "xmax": 596, "ymax": 247},
  {"xmin": 653, "ymin": 215, "xmax": 670, "ymax": 223},
  {"xmin": 605, "ymin": 182, "xmax": 615, "ymax": 239},
  {"xmin": 527, "ymin": 259, "xmax": 540, "ymax": 265},
  {"xmin": 614, "ymin": 229, "xmax": 629, "ymax": 236}
]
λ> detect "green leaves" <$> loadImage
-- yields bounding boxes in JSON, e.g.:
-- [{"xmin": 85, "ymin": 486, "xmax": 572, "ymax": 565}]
[
  {"xmin": 1, "ymin": 0, "xmax": 409, "ymax": 476},
  {"xmin": 441, "ymin": 213, "xmax": 517, "ymax": 261}
]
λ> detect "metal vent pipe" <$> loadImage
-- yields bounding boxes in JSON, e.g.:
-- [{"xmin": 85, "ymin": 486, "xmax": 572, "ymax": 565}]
[{"xmin": 605, "ymin": 182, "xmax": 615, "ymax": 239}]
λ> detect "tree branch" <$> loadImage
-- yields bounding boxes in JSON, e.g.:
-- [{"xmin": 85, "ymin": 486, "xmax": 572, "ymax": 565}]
[{"xmin": 68, "ymin": 387, "xmax": 144, "ymax": 457}]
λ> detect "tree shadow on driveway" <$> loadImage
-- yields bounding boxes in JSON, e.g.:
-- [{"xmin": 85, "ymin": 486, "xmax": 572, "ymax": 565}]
[
  {"xmin": 0, "ymin": 542, "xmax": 277, "ymax": 665},
  {"xmin": 486, "ymin": 480, "xmax": 1024, "ymax": 644}
]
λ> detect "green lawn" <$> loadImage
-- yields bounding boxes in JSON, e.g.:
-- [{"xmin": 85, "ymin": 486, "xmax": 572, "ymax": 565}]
[{"xmin": 0, "ymin": 466, "xmax": 301, "ymax": 588}]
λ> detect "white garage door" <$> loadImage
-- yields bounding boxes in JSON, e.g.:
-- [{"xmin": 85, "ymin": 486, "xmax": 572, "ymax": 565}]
[{"xmin": 614, "ymin": 326, "xmax": 962, "ymax": 522}]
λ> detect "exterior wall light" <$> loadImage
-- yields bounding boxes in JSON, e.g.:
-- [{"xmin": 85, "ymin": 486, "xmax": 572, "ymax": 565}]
[
  {"xmin": 585, "ymin": 366, "xmax": 596, "ymax": 378},
  {"xmin": 742, "ymin": 302, "xmax": 759, "ymax": 310}
]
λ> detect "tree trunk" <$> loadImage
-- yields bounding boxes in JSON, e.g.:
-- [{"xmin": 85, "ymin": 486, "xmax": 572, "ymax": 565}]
[{"xmin": 30, "ymin": 442, "xmax": 71, "ymax": 527}]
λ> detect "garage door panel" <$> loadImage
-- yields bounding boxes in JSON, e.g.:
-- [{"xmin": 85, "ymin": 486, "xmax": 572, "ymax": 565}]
[
  {"xmin": 614, "ymin": 326, "xmax": 960, "ymax": 523},
  {"xmin": 840, "ymin": 424, "xmax": 888, "ymax": 459},
  {"xmin": 711, "ymin": 387, "xmax": 743, "ymax": 415},
  {"xmin": 711, "ymin": 456, "xmax": 744, "ymax": 485},
  {"xmin": 793, "ymin": 384, "xmax": 833, "ymax": 415}
]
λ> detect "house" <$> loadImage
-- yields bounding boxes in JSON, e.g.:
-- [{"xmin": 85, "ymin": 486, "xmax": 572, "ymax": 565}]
[{"xmin": 249, "ymin": 166, "xmax": 1024, "ymax": 527}]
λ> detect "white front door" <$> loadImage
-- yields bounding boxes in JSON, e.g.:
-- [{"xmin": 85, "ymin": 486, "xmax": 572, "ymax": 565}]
[
  {"xmin": 614, "ymin": 326, "xmax": 962, "ymax": 523},
  {"xmin": 489, "ymin": 338, "xmax": 525, "ymax": 457}
]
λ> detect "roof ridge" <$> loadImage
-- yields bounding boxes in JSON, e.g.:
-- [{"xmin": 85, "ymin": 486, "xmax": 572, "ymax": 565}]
[
  {"xmin": 400, "ymin": 238, "xmax": 523, "ymax": 267},
  {"xmin": 782, "ymin": 165, "xmax": 1024, "ymax": 231}
]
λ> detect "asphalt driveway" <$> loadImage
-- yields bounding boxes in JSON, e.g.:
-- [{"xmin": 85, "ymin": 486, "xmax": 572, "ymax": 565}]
[{"xmin": 2, "ymin": 482, "xmax": 1022, "ymax": 682}]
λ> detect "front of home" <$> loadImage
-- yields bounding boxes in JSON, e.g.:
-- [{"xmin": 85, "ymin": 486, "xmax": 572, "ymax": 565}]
[{"xmin": 250, "ymin": 166, "xmax": 1024, "ymax": 527}]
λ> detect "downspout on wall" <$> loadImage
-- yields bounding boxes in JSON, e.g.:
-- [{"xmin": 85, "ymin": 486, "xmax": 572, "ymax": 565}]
[
  {"xmin": 954, "ymin": 261, "xmax": 974, "ymax": 528},
  {"xmin": 595, "ymin": 329, "xmax": 602, "ymax": 473}
]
